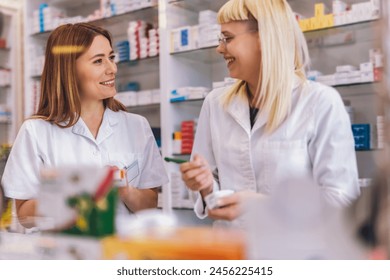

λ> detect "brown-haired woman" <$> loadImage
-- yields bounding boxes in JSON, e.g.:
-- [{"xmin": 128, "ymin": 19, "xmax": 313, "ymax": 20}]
[{"xmin": 1, "ymin": 23, "xmax": 168, "ymax": 228}]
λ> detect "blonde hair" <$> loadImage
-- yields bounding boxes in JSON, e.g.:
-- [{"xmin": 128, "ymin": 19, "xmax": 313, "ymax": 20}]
[
  {"xmin": 33, "ymin": 23, "xmax": 126, "ymax": 128},
  {"xmin": 218, "ymin": 0, "xmax": 310, "ymax": 132}
]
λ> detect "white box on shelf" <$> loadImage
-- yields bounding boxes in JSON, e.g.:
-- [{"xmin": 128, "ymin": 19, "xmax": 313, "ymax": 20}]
[
  {"xmin": 360, "ymin": 62, "xmax": 374, "ymax": 72},
  {"xmin": 336, "ymin": 65, "xmax": 357, "ymax": 73},
  {"xmin": 137, "ymin": 90, "xmax": 152, "ymax": 105},
  {"xmin": 151, "ymin": 89, "xmax": 160, "ymax": 104},
  {"xmin": 361, "ymin": 71, "xmax": 375, "ymax": 82}
]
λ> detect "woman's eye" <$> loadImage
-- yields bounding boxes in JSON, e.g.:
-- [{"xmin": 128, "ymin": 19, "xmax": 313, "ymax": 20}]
[
  {"xmin": 109, "ymin": 55, "xmax": 116, "ymax": 61},
  {"xmin": 225, "ymin": 37, "xmax": 233, "ymax": 42},
  {"xmin": 93, "ymin": 59, "xmax": 103, "ymax": 64}
]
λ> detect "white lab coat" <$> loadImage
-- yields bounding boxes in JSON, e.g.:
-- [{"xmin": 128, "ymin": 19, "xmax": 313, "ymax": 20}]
[
  {"xmin": 192, "ymin": 79, "xmax": 360, "ymax": 230},
  {"xmin": 2, "ymin": 108, "xmax": 169, "ymax": 201}
]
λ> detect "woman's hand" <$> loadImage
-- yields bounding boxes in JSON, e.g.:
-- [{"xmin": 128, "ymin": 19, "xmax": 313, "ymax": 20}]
[
  {"xmin": 207, "ymin": 192, "xmax": 242, "ymax": 221},
  {"xmin": 180, "ymin": 154, "xmax": 214, "ymax": 197},
  {"xmin": 207, "ymin": 191, "xmax": 260, "ymax": 221}
]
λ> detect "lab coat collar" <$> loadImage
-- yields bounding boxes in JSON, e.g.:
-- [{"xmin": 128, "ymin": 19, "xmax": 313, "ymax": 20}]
[
  {"xmin": 227, "ymin": 93, "xmax": 251, "ymax": 135},
  {"xmin": 96, "ymin": 108, "xmax": 119, "ymax": 145},
  {"xmin": 72, "ymin": 108, "xmax": 119, "ymax": 145}
]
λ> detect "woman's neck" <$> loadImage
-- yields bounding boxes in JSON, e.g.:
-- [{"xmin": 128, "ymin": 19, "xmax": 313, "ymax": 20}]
[{"xmin": 80, "ymin": 101, "xmax": 105, "ymax": 139}]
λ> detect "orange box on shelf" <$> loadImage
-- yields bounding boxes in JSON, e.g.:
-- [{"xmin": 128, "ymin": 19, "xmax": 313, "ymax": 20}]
[{"xmin": 101, "ymin": 227, "xmax": 246, "ymax": 260}]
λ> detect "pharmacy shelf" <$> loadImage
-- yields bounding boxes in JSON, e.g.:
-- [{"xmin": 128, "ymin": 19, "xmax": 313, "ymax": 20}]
[
  {"xmin": 126, "ymin": 103, "xmax": 160, "ymax": 110},
  {"xmin": 303, "ymin": 18, "xmax": 380, "ymax": 34},
  {"xmin": 333, "ymin": 81, "xmax": 379, "ymax": 88},
  {"xmin": 170, "ymin": 98, "xmax": 204, "ymax": 103},
  {"xmin": 0, "ymin": 3, "xmax": 23, "ymax": 145},
  {"xmin": 168, "ymin": 0, "xmax": 227, "ymax": 12},
  {"xmin": 44, "ymin": 0, "xmax": 98, "ymax": 9},
  {"xmin": 170, "ymin": 45, "xmax": 222, "ymax": 63},
  {"xmin": 30, "ymin": 6, "xmax": 158, "ymax": 38},
  {"xmin": 116, "ymin": 56, "xmax": 159, "ymax": 76},
  {"xmin": 117, "ymin": 56, "xmax": 159, "ymax": 66},
  {"xmin": 335, "ymin": 82, "xmax": 381, "ymax": 98}
]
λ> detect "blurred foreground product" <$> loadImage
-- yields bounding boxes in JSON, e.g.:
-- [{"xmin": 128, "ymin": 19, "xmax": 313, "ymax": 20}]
[
  {"xmin": 101, "ymin": 227, "xmax": 245, "ymax": 259},
  {"xmin": 37, "ymin": 166, "xmax": 120, "ymax": 237},
  {"xmin": 0, "ymin": 182, "xmax": 12, "ymax": 230},
  {"xmin": 0, "ymin": 199, "xmax": 12, "ymax": 230}
]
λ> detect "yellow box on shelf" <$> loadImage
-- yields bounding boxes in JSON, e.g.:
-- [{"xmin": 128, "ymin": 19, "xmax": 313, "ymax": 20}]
[
  {"xmin": 315, "ymin": 3, "xmax": 326, "ymax": 17},
  {"xmin": 298, "ymin": 19, "xmax": 310, "ymax": 31},
  {"xmin": 318, "ymin": 16, "xmax": 327, "ymax": 29},
  {"xmin": 309, "ymin": 17, "xmax": 317, "ymax": 30},
  {"xmin": 298, "ymin": 19, "xmax": 304, "ymax": 31},
  {"xmin": 299, "ymin": 13, "xmax": 335, "ymax": 32},
  {"xmin": 313, "ymin": 17, "xmax": 322, "ymax": 30},
  {"xmin": 325, "ymin": 14, "xmax": 334, "ymax": 28}
]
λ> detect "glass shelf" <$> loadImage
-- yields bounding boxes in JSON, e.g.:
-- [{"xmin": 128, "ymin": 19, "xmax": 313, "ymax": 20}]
[
  {"xmin": 356, "ymin": 149, "xmax": 382, "ymax": 152},
  {"xmin": 168, "ymin": 0, "xmax": 227, "ymax": 12},
  {"xmin": 303, "ymin": 18, "xmax": 380, "ymax": 34},
  {"xmin": 170, "ymin": 98, "xmax": 204, "ymax": 103},
  {"xmin": 126, "ymin": 103, "xmax": 160, "ymax": 110},
  {"xmin": 117, "ymin": 56, "xmax": 159, "ymax": 67},
  {"xmin": 47, "ymin": 0, "xmax": 98, "ymax": 9},
  {"xmin": 333, "ymin": 81, "xmax": 379, "ymax": 88},
  {"xmin": 30, "ymin": 6, "xmax": 158, "ymax": 38},
  {"xmin": 170, "ymin": 45, "xmax": 223, "ymax": 64},
  {"xmin": 117, "ymin": 56, "xmax": 160, "ymax": 76}
]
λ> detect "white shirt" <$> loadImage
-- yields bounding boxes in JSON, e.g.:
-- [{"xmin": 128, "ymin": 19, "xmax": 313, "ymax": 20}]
[
  {"xmin": 192, "ymin": 80, "xmax": 360, "ymax": 228},
  {"xmin": 2, "ymin": 108, "xmax": 169, "ymax": 200}
]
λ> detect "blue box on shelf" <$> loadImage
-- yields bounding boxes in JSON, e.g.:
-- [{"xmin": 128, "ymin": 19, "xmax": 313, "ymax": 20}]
[{"xmin": 352, "ymin": 124, "xmax": 370, "ymax": 151}]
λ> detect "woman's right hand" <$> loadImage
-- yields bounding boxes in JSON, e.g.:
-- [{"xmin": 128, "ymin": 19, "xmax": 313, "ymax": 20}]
[{"xmin": 180, "ymin": 154, "xmax": 214, "ymax": 197}]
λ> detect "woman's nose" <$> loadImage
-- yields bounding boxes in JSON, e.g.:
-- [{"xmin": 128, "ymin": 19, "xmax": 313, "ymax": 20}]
[
  {"xmin": 216, "ymin": 43, "xmax": 225, "ymax": 54},
  {"xmin": 106, "ymin": 60, "xmax": 117, "ymax": 75}
]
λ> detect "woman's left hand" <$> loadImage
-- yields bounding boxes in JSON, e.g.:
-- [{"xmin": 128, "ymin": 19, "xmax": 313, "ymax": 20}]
[{"xmin": 207, "ymin": 192, "xmax": 243, "ymax": 221}]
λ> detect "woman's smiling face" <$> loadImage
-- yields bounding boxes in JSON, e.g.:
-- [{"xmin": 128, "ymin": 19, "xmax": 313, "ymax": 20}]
[{"xmin": 76, "ymin": 35, "xmax": 117, "ymax": 103}]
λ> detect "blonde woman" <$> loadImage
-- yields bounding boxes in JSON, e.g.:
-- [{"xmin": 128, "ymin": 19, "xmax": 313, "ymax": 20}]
[
  {"xmin": 181, "ymin": 0, "xmax": 360, "ymax": 228},
  {"xmin": 1, "ymin": 23, "xmax": 168, "ymax": 228}
]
